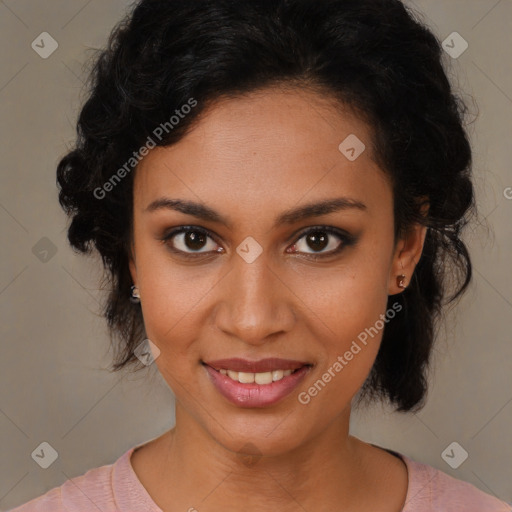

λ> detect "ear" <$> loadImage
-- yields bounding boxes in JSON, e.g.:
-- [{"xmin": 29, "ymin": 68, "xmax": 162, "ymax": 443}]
[
  {"xmin": 388, "ymin": 202, "xmax": 429, "ymax": 295},
  {"xmin": 128, "ymin": 241, "xmax": 138, "ymax": 286}
]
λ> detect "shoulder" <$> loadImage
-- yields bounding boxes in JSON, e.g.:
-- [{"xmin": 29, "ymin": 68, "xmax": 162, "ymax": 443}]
[
  {"xmin": 7, "ymin": 486, "xmax": 64, "ymax": 512},
  {"xmin": 7, "ymin": 454, "xmax": 121, "ymax": 512},
  {"xmin": 401, "ymin": 454, "xmax": 511, "ymax": 512}
]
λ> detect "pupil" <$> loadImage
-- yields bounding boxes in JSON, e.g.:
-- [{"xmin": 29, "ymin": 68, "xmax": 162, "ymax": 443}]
[
  {"xmin": 307, "ymin": 231, "xmax": 328, "ymax": 252},
  {"xmin": 186, "ymin": 231, "xmax": 207, "ymax": 251}
]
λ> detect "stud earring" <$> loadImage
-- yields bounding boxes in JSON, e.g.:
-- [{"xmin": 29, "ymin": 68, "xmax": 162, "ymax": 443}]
[
  {"xmin": 397, "ymin": 260, "xmax": 407, "ymax": 289},
  {"xmin": 130, "ymin": 285, "xmax": 141, "ymax": 303}
]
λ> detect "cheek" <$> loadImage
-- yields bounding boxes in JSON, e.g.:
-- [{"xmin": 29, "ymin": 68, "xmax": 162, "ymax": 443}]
[
  {"xmin": 307, "ymin": 244, "xmax": 391, "ymax": 334},
  {"xmin": 140, "ymin": 282, "xmax": 205, "ymax": 357},
  {"xmin": 298, "ymin": 283, "xmax": 387, "ymax": 414},
  {"xmin": 305, "ymin": 247, "xmax": 392, "ymax": 391},
  {"xmin": 134, "ymin": 247, "xmax": 209, "ymax": 357}
]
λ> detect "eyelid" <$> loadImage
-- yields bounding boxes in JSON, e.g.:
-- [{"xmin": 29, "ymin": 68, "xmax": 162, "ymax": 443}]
[
  {"xmin": 286, "ymin": 226, "xmax": 355, "ymax": 258},
  {"xmin": 289, "ymin": 225, "xmax": 353, "ymax": 244},
  {"xmin": 159, "ymin": 225, "xmax": 355, "ymax": 258},
  {"xmin": 159, "ymin": 225, "xmax": 223, "ymax": 255}
]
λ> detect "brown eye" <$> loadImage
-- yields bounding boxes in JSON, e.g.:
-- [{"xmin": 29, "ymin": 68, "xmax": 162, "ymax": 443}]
[
  {"xmin": 182, "ymin": 231, "xmax": 208, "ymax": 251},
  {"xmin": 303, "ymin": 231, "xmax": 330, "ymax": 252},
  {"xmin": 287, "ymin": 227, "xmax": 355, "ymax": 259},
  {"xmin": 162, "ymin": 227, "xmax": 221, "ymax": 256}
]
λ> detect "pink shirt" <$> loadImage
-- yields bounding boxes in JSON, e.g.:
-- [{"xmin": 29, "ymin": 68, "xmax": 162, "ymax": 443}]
[{"xmin": 8, "ymin": 443, "xmax": 511, "ymax": 511}]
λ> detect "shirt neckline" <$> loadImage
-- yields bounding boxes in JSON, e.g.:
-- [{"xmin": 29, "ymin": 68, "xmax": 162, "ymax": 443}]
[
  {"xmin": 113, "ymin": 441, "xmax": 164, "ymax": 512},
  {"xmin": 369, "ymin": 443, "xmax": 429, "ymax": 511},
  {"xmin": 112, "ymin": 441, "xmax": 425, "ymax": 512}
]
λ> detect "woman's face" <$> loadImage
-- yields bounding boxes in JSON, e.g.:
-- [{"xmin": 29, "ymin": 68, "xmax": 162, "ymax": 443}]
[{"xmin": 129, "ymin": 87, "xmax": 425, "ymax": 456}]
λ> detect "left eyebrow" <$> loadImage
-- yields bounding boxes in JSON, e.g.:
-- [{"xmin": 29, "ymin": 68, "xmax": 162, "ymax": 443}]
[
  {"xmin": 276, "ymin": 197, "xmax": 367, "ymax": 225},
  {"xmin": 143, "ymin": 196, "xmax": 367, "ymax": 229}
]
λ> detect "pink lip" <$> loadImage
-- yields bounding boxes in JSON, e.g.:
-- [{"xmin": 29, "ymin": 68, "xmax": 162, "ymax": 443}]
[
  {"xmin": 203, "ymin": 357, "xmax": 309, "ymax": 373},
  {"xmin": 203, "ymin": 363, "xmax": 311, "ymax": 408}
]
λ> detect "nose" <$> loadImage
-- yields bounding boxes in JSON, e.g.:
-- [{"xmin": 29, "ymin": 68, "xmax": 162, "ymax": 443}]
[{"xmin": 213, "ymin": 253, "xmax": 296, "ymax": 346}]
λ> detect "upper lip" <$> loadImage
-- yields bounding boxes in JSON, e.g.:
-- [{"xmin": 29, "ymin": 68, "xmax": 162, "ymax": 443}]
[{"xmin": 203, "ymin": 358, "xmax": 310, "ymax": 373}]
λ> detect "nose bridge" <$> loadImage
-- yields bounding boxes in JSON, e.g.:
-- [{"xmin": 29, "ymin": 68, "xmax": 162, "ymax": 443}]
[{"xmin": 215, "ymin": 250, "xmax": 295, "ymax": 344}]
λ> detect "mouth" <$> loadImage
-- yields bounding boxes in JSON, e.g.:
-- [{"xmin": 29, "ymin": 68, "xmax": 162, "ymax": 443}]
[
  {"xmin": 203, "ymin": 357, "xmax": 311, "ymax": 382},
  {"xmin": 202, "ymin": 358, "xmax": 312, "ymax": 407}
]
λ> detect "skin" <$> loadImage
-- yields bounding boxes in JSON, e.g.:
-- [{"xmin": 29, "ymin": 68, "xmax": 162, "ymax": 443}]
[{"xmin": 128, "ymin": 86, "xmax": 427, "ymax": 512}]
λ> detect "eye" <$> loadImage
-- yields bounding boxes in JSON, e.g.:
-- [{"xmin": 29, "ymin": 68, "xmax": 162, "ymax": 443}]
[
  {"xmin": 287, "ymin": 226, "xmax": 355, "ymax": 259},
  {"xmin": 160, "ymin": 226, "xmax": 223, "ymax": 257},
  {"xmin": 159, "ymin": 225, "xmax": 356, "ymax": 260}
]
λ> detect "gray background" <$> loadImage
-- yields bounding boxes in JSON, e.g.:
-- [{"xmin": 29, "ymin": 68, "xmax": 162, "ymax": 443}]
[{"xmin": 1, "ymin": 0, "xmax": 511, "ymax": 509}]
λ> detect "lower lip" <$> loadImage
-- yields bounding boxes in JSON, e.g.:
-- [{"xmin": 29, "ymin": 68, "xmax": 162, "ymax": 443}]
[{"xmin": 203, "ymin": 364, "xmax": 310, "ymax": 408}]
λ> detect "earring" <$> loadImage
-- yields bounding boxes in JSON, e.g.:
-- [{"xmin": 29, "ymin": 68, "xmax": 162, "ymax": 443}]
[
  {"xmin": 130, "ymin": 285, "xmax": 140, "ymax": 303},
  {"xmin": 397, "ymin": 260, "xmax": 406, "ymax": 289}
]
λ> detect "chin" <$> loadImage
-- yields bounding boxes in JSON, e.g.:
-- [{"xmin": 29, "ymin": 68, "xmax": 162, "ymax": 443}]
[{"xmin": 202, "ymin": 409, "xmax": 319, "ymax": 459}]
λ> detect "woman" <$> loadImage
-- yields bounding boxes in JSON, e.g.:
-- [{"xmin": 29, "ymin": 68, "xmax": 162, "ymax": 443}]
[{"xmin": 10, "ymin": 0, "xmax": 511, "ymax": 510}]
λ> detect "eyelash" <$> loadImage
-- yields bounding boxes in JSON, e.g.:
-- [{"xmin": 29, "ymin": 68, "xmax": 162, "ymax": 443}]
[{"xmin": 158, "ymin": 225, "xmax": 357, "ymax": 261}]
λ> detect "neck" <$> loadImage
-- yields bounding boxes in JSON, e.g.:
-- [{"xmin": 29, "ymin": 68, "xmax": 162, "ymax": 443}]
[{"xmin": 143, "ymin": 403, "xmax": 372, "ymax": 511}]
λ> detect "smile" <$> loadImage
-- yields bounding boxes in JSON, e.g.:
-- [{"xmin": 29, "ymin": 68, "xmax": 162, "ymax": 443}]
[
  {"xmin": 218, "ymin": 368, "xmax": 295, "ymax": 384},
  {"xmin": 202, "ymin": 358, "xmax": 312, "ymax": 408}
]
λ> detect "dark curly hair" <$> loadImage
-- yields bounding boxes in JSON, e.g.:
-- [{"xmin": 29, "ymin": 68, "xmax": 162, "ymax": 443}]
[{"xmin": 56, "ymin": 0, "xmax": 475, "ymax": 412}]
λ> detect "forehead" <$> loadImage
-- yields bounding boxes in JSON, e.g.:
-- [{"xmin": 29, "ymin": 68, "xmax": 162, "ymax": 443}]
[{"xmin": 133, "ymin": 87, "xmax": 391, "ymax": 217}]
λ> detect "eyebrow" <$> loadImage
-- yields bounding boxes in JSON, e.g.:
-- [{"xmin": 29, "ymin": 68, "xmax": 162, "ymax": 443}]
[{"xmin": 144, "ymin": 196, "xmax": 367, "ymax": 228}]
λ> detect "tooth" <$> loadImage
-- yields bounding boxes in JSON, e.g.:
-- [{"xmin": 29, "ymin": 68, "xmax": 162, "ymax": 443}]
[
  {"xmin": 227, "ymin": 370, "xmax": 239, "ymax": 380},
  {"xmin": 238, "ymin": 372, "xmax": 255, "ymax": 384},
  {"xmin": 255, "ymin": 371, "xmax": 273, "ymax": 384},
  {"xmin": 222, "ymin": 369, "xmax": 295, "ymax": 384},
  {"xmin": 272, "ymin": 370, "xmax": 284, "ymax": 381}
]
